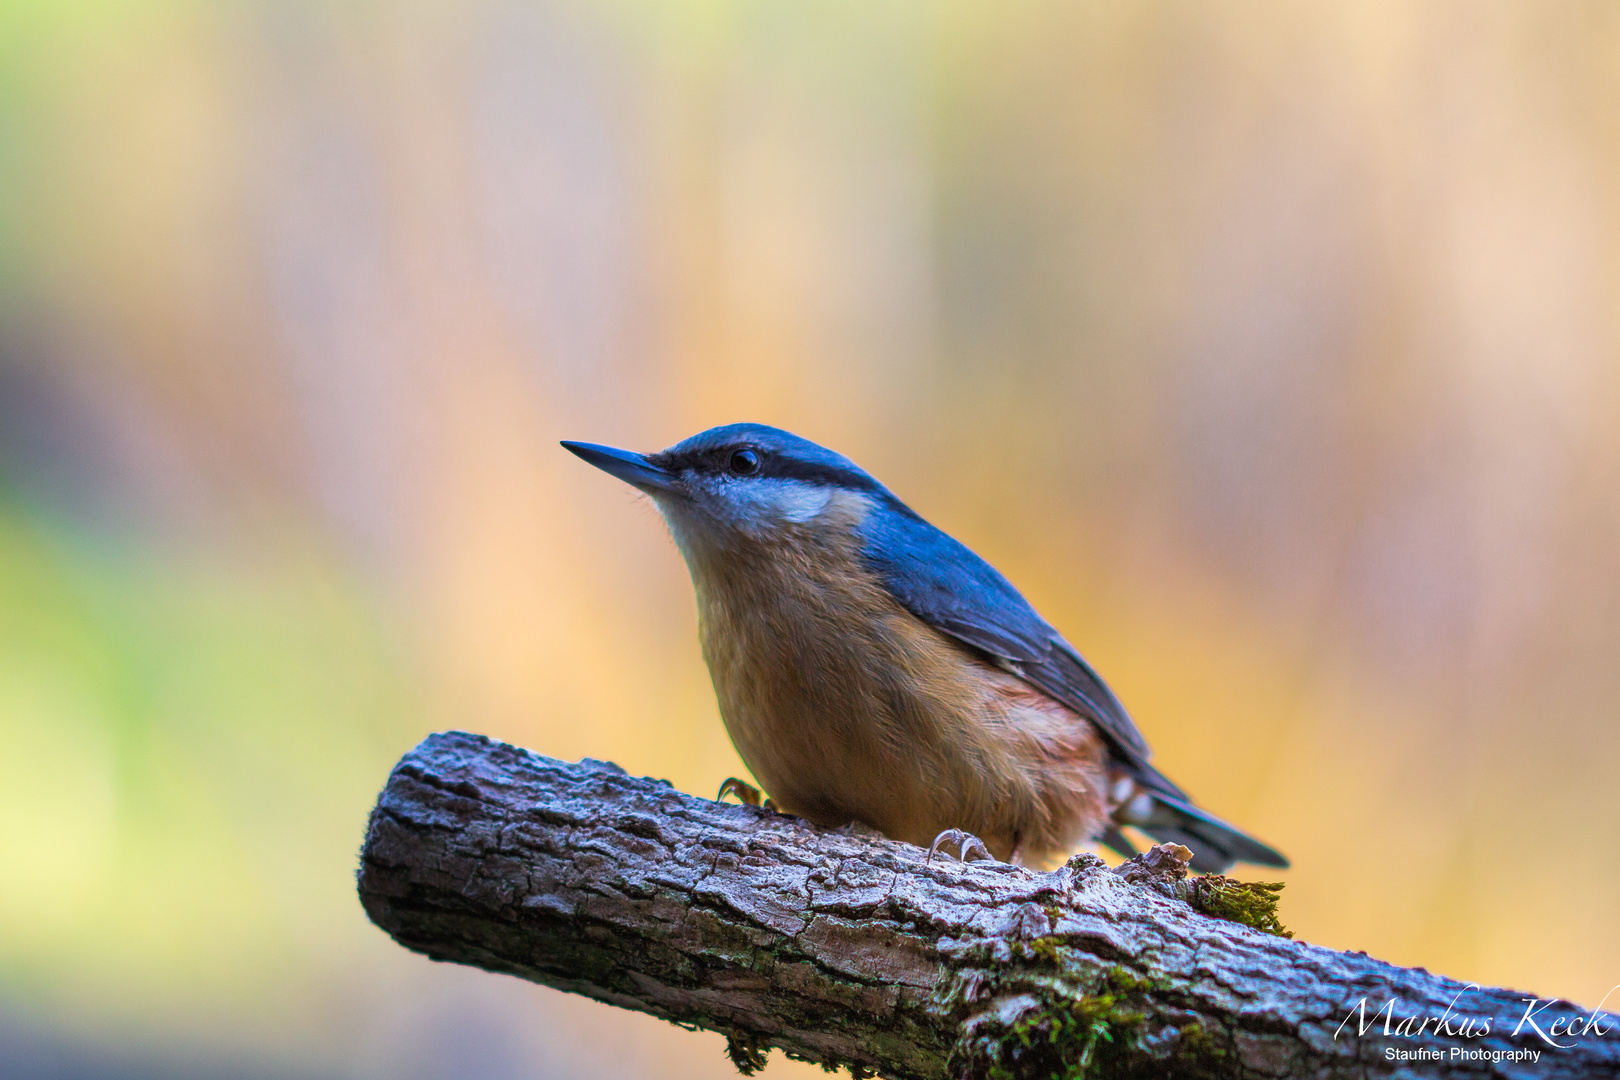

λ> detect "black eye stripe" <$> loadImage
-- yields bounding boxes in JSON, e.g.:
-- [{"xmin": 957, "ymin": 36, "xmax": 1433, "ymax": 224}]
[
  {"xmin": 760, "ymin": 458, "xmax": 884, "ymax": 494},
  {"xmin": 650, "ymin": 445, "xmax": 886, "ymax": 497}
]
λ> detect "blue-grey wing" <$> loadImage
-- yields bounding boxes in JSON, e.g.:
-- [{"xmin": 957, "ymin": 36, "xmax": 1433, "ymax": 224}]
[{"xmin": 858, "ymin": 505, "xmax": 1155, "ymax": 764}]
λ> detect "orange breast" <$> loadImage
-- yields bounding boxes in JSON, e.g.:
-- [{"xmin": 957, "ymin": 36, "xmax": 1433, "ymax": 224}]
[{"xmin": 685, "ymin": 496, "xmax": 1109, "ymax": 867}]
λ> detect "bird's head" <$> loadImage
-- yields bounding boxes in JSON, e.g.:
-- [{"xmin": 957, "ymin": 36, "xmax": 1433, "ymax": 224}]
[{"xmin": 562, "ymin": 423, "xmax": 893, "ymax": 559}]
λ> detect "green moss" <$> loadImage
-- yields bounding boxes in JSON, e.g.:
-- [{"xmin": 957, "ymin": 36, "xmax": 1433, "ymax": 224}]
[
  {"xmin": 1171, "ymin": 1020, "xmax": 1228, "ymax": 1072},
  {"xmin": 1184, "ymin": 877, "xmax": 1292, "ymax": 938},
  {"xmin": 782, "ymin": 1047, "xmax": 874, "ymax": 1077},
  {"xmin": 952, "ymin": 968, "xmax": 1159, "ymax": 1080},
  {"xmin": 1001, "ymin": 1001, "xmax": 1133, "ymax": 1078},
  {"xmin": 942, "ymin": 954, "xmax": 1243, "ymax": 1080},
  {"xmin": 1027, "ymin": 936, "xmax": 1065, "ymax": 966},
  {"xmin": 725, "ymin": 1031, "xmax": 769, "ymax": 1075}
]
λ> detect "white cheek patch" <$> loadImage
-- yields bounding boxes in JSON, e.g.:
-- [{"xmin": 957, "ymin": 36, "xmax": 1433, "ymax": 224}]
[
  {"xmin": 654, "ymin": 476, "xmax": 865, "ymax": 563},
  {"xmin": 758, "ymin": 479, "xmax": 834, "ymax": 523},
  {"xmin": 692, "ymin": 478, "xmax": 830, "ymax": 530},
  {"xmin": 722, "ymin": 478, "xmax": 841, "ymax": 528}
]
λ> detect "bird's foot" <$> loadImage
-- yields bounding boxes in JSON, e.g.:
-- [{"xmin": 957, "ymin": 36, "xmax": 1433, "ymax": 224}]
[
  {"xmin": 927, "ymin": 828, "xmax": 993, "ymax": 864},
  {"xmin": 717, "ymin": 777, "xmax": 776, "ymax": 812}
]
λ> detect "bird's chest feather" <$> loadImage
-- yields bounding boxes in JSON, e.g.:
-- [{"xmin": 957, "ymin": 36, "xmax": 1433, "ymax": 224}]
[
  {"xmin": 674, "ymin": 506, "xmax": 1106, "ymax": 864},
  {"xmin": 689, "ymin": 524, "xmax": 978, "ymax": 827}
]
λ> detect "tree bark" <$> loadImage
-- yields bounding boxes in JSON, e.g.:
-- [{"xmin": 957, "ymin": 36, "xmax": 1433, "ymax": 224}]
[{"xmin": 358, "ymin": 732, "xmax": 1618, "ymax": 1079}]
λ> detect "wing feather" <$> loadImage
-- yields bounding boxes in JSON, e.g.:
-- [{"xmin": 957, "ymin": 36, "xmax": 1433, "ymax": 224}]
[{"xmin": 859, "ymin": 505, "xmax": 1152, "ymax": 763}]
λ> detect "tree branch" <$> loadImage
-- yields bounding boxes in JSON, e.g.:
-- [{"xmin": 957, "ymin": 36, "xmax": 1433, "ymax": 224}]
[{"xmin": 357, "ymin": 732, "xmax": 1617, "ymax": 1078}]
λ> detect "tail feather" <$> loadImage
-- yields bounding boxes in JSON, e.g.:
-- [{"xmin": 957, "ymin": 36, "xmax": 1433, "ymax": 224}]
[
  {"xmin": 1099, "ymin": 824, "xmax": 1139, "ymax": 862},
  {"xmin": 1133, "ymin": 793, "xmax": 1288, "ymax": 874}
]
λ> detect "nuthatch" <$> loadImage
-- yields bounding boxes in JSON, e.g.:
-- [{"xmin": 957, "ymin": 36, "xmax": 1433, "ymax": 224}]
[{"xmin": 563, "ymin": 424, "xmax": 1287, "ymax": 873}]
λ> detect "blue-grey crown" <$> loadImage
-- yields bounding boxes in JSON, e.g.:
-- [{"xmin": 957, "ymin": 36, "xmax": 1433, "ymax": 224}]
[{"xmin": 651, "ymin": 423, "xmax": 897, "ymax": 499}]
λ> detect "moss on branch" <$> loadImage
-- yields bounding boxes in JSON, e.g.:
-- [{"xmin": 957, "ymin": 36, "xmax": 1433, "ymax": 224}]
[{"xmin": 357, "ymin": 732, "xmax": 1620, "ymax": 1080}]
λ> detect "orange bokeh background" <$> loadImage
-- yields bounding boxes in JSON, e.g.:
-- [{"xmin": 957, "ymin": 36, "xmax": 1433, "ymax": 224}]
[{"xmin": 2, "ymin": 2, "xmax": 1618, "ymax": 1076}]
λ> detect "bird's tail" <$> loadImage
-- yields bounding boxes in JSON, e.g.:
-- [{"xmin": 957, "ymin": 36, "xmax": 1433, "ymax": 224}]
[{"xmin": 1100, "ymin": 776, "xmax": 1288, "ymax": 874}]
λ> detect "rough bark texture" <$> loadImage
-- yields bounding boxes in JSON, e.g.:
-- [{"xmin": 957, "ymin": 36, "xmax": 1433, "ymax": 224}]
[{"xmin": 358, "ymin": 732, "xmax": 1619, "ymax": 1079}]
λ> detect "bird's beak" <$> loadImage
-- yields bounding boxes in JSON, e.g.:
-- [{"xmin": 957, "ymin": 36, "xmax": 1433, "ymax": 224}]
[{"xmin": 560, "ymin": 441, "xmax": 678, "ymax": 494}]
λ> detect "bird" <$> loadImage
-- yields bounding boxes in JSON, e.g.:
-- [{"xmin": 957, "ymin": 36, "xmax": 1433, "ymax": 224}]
[{"xmin": 562, "ymin": 423, "xmax": 1287, "ymax": 873}]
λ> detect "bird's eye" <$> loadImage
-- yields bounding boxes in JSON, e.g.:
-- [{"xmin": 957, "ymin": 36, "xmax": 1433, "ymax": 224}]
[{"xmin": 727, "ymin": 449, "xmax": 761, "ymax": 476}]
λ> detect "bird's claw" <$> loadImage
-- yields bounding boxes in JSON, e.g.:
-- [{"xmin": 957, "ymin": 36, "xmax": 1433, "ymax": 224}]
[
  {"xmin": 927, "ymin": 828, "xmax": 993, "ymax": 864},
  {"xmin": 717, "ymin": 777, "xmax": 776, "ymax": 811}
]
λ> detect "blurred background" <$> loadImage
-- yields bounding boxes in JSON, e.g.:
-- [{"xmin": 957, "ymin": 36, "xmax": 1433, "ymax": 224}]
[{"xmin": 3, "ymin": 0, "xmax": 1619, "ymax": 1076}]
